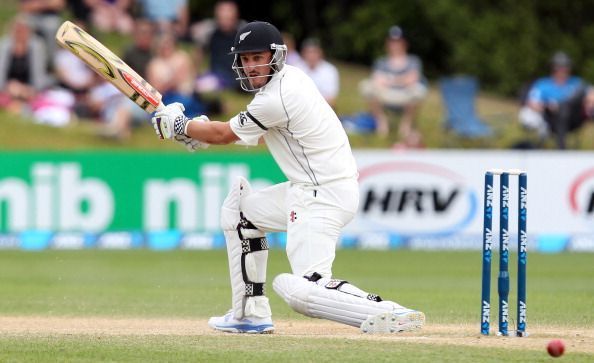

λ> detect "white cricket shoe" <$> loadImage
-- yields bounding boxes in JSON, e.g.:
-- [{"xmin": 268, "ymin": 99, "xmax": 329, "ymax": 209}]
[
  {"xmin": 360, "ymin": 309, "xmax": 425, "ymax": 334},
  {"xmin": 208, "ymin": 310, "xmax": 274, "ymax": 334}
]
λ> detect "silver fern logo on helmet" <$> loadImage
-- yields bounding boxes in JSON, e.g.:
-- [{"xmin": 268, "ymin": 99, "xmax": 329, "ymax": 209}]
[{"xmin": 238, "ymin": 31, "xmax": 251, "ymax": 43}]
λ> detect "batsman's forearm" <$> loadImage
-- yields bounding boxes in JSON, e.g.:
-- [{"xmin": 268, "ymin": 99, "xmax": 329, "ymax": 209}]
[{"xmin": 186, "ymin": 120, "xmax": 239, "ymax": 145}]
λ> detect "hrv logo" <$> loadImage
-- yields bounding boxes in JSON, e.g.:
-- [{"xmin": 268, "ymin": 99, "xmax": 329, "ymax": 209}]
[
  {"xmin": 569, "ymin": 168, "xmax": 594, "ymax": 219},
  {"xmin": 356, "ymin": 161, "xmax": 476, "ymax": 236}
]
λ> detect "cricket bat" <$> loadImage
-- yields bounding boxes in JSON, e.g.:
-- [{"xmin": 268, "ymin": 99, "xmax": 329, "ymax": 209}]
[{"xmin": 55, "ymin": 20, "xmax": 163, "ymax": 113}]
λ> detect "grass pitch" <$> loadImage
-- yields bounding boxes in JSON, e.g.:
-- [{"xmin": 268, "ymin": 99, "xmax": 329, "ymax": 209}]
[{"xmin": 0, "ymin": 249, "xmax": 592, "ymax": 362}]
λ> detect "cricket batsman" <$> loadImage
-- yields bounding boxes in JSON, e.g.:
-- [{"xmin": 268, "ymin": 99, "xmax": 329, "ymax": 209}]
[{"xmin": 151, "ymin": 21, "xmax": 425, "ymax": 334}]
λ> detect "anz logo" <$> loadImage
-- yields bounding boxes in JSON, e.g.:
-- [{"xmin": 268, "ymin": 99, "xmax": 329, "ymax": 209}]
[
  {"xmin": 357, "ymin": 161, "xmax": 477, "ymax": 236},
  {"xmin": 501, "ymin": 184, "xmax": 510, "ymax": 209},
  {"xmin": 481, "ymin": 300, "xmax": 490, "ymax": 323},
  {"xmin": 518, "ymin": 301, "xmax": 527, "ymax": 325},
  {"xmin": 519, "ymin": 230, "xmax": 528, "ymax": 254},
  {"xmin": 484, "ymin": 228, "xmax": 493, "ymax": 250},
  {"xmin": 500, "ymin": 300, "xmax": 509, "ymax": 323},
  {"xmin": 485, "ymin": 184, "xmax": 494, "ymax": 208},
  {"xmin": 520, "ymin": 186, "xmax": 528, "ymax": 210}
]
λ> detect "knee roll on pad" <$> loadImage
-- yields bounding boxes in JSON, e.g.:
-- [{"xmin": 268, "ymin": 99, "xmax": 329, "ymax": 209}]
[
  {"xmin": 221, "ymin": 177, "xmax": 270, "ymax": 319},
  {"xmin": 273, "ymin": 273, "xmax": 400, "ymax": 327}
]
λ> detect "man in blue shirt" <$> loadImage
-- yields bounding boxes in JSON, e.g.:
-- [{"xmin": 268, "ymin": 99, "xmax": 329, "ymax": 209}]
[{"xmin": 519, "ymin": 51, "xmax": 589, "ymax": 148}]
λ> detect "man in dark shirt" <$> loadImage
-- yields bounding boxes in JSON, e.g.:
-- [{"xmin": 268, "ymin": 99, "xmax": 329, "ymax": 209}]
[
  {"xmin": 208, "ymin": 19, "xmax": 239, "ymax": 89},
  {"xmin": 122, "ymin": 19, "xmax": 155, "ymax": 78},
  {"xmin": 194, "ymin": 1, "xmax": 245, "ymax": 91}
]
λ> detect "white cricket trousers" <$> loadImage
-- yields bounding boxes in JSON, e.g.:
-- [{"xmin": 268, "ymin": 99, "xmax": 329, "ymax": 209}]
[{"xmin": 240, "ymin": 178, "xmax": 359, "ymax": 278}]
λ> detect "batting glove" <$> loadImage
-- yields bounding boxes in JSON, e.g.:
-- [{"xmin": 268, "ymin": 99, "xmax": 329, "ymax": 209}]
[
  {"xmin": 152, "ymin": 102, "xmax": 190, "ymax": 139},
  {"xmin": 172, "ymin": 115, "xmax": 211, "ymax": 152}
]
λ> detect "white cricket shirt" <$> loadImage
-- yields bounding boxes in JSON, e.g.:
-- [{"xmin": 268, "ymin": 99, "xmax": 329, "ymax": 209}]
[{"xmin": 229, "ymin": 65, "xmax": 358, "ymax": 186}]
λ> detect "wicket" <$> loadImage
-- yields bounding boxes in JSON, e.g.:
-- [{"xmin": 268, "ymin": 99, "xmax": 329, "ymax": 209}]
[{"xmin": 481, "ymin": 169, "xmax": 527, "ymax": 337}]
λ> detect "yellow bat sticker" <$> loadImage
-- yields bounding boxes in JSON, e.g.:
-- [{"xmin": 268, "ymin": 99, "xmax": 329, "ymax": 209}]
[{"xmin": 64, "ymin": 40, "xmax": 116, "ymax": 80}]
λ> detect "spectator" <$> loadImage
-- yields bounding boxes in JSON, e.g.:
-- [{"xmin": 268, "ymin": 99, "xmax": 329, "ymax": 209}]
[
  {"xmin": 65, "ymin": 0, "xmax": 91, "ymax": 29},
  {"xmin": 96, "ymin": 93, "xmax": 148, "ymax": 140},
  {"xmin": 20, "ymin": 0, "xmax": 66, "ymax": 70},
  {"xmin": 282, "ymin": 32, "xmax": 303, "ymax": 67},
  {"xmin": 97, "ymin": 19, "xmax": 157, "ymax": 140},
  {"xmin": 53, "ymin": 38, "xmax": 95, "ymax": 118},
  {"xmin": 193, "ymin": 0, "xmax": 246, "ymax": 92},
  {"xmin": 146, "ymin": 31, "xmax": 205, "ymax": 116},
  {"xmin": 53, "ymin": 20, "xmax": 95, "ymax": 95},
  {"xmin": 147, "ymin": 31, "xmax": 195, "ymax": 95},
  {"xmin": 86, "ymin": 74, "xmax": 127, "ymax": 127},
  {"xmin": 137, "ymin": 0, "xmax": 189, "ymax": 39},
  {"xmin": 85, "ymin": 0, "xmax": 134, "ymax": 35},
  {"xmin": 122, "ymin": 19, "xmax": 155, "ymax": 78},
  {"xmin": 296, "ymin": 37, "xmax": 339, "ymax": 108},
  {"xmin": 359, "ymin": 25, "xmax": 427, "ymax": 147},
  {"xmin": 0, "ymin": 14, "xmax": 51, "ymax": 114},
  {"xmin": 518, "ymin": 51, "xmax": 591, "ymax": 149}
]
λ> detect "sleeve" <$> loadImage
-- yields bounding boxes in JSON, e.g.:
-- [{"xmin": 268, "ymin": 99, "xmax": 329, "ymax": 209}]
[
  {"xmin": 229, "ymin": 92, "xmax": 287, "ymax": 145},
  {"xmin": 229, "ymin": 111, "xmax": 267, "ymax": 146}
]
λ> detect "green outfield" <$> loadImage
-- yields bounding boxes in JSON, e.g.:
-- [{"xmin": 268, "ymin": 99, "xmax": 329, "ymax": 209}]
[{"xmin": 0, "ymin": 249, "xmax": 592, "ymax": 362}]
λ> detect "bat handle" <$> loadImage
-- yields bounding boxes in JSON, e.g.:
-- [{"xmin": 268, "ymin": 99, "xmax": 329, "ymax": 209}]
[{"xmin": 155, "ymin": 102, "xmax": 165, "ymax": 112}]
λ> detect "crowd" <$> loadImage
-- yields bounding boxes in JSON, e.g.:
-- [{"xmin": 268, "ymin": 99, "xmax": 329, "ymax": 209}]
[
  {"xmin": 0, "ymin": 0, "xmax": 238, "ymax": 140},
  {"xmin": 0, "ymin": 1, "xmax": 592, "ymax": 148}
]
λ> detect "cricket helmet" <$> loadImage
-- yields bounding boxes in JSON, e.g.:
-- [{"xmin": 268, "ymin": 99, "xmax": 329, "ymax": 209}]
[{"xmin": 230, "ymin": 21, "xmax": 287, "ymax": 91}]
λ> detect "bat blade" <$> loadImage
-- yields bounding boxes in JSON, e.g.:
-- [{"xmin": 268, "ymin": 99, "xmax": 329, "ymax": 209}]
[{"xmin": 55, "ymin": 20, "xmax": 163, "ymax": 113}]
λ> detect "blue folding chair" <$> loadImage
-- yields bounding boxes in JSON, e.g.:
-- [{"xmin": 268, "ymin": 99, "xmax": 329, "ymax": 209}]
[{"xmin": 439, "ymin": 76, "xmax": 493, "ymax": 137}]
